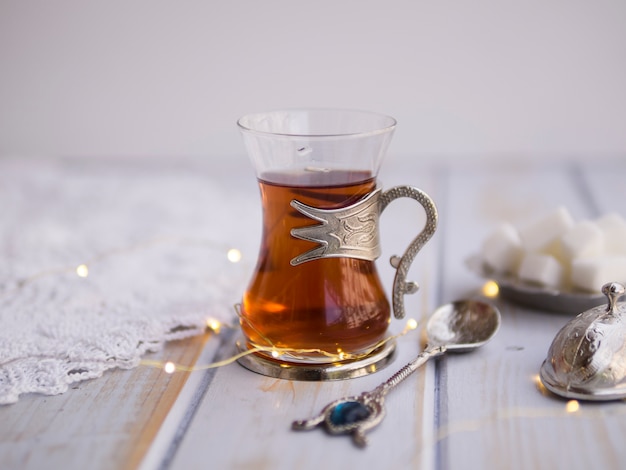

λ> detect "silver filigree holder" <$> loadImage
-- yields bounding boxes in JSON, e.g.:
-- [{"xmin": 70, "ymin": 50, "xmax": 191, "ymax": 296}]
[{"xmin": 236, "ymin": 185, "xmax": 438, "ymax": 381}]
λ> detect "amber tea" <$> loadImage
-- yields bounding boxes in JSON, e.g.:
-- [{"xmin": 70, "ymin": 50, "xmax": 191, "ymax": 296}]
[{"xmin": 240, "ymin": 170, "xmax": 391, "ymax": 358}]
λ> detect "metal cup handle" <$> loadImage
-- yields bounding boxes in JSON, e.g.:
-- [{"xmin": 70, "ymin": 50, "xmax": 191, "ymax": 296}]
[{"xmin": 379, "ymin": 186, "xmax": 438, "ymax": 319}]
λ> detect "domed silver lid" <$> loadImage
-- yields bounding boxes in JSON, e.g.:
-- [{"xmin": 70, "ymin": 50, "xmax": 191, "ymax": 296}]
[{"xmin": 539, "ymin": 282, "xmax": 626, "ymax": 401}]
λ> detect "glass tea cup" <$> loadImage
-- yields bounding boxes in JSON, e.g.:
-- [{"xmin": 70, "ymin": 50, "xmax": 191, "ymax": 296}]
[{"xmin": 236, "ymin": 109, "xmax": 437, "ymax": 375}]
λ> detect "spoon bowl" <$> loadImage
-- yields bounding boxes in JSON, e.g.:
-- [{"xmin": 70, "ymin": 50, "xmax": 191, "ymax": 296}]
[{"xmin": 426, "ymin": 300, "xmax": 501, "ymax": 352}]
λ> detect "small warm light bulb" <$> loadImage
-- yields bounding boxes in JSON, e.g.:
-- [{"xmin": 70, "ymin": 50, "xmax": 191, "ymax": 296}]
[
  {"xmin": 482, "ymin": 280, "xmax": 499, "ymax": 298},
  {"xmin": 565, "ymin": 400, "xmax": 580, "ymax": 413},
  {"xmin": 227, "ymin": 248, "xmax": 242, "ymax": 263},
  {"xmin": 164, "ymin": 362, "xmax": 176, "ymax": 374},
  {"xmin": 271, "ymin": 350, "xmax": 280, "ymax": 358},
  {"xmin": 406, "ymin": 318, "xmax": 418, "ymax": 330},
  {"xmin": 207, "ymin": 318, "xmax": 222, "ymax": 334},
  {"xmin": 76, "ymin": 264, "xmax": 89, "ymax": 278},
  {"xmin": 533, "ymin": 374, "xmax": 552, "ymax": 396}
]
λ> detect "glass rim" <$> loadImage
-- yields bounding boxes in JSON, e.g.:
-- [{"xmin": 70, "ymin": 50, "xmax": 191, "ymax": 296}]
[{"xmin": 236, "ymin": 108, "xmax": 397, "ymax": 139}]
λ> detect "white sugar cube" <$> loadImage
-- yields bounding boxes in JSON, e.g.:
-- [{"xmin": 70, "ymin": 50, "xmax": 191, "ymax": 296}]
[
  {"xmin": 571, "ymin": 256, "xmax": 626, "ymax": 292},
  {"xmin": 518, "ymin": 206, "xmax": 574, "ymax": 252},
  {"xmin": 559, "ymin": 220, "xmax": 604, "ymax": 260},
  {"xmin": 481, "ymin": 223, "xmax": 523, "ymax": 273},
  {"xmin": 596, "ymin": 213, "xmax": 626, "ymax": 255},
  {"xmin": 518, "ymin": 253, "xmax": 564, "ymax": 288}
]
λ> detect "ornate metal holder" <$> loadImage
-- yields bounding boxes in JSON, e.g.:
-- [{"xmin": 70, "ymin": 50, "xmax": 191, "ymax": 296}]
[{"xmin": 290, "ymin": 186, "xmax": 438, "ymax": 320}]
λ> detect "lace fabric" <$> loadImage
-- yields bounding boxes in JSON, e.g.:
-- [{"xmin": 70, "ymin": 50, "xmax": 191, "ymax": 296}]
[{"xmin": 0, "ymin": 158, "xmax": 256, "ymax": 405}]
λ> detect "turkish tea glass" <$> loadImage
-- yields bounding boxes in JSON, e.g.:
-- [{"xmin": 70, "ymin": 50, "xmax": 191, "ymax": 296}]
[{"xmin": 237, "ymin": 109, "xmax": 437, "ymax": 371}]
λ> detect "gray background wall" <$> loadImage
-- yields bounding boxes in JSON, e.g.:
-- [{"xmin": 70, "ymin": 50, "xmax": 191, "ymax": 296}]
[{"xmin": 1, "ymin": 0, "xmax": 625, "ymax": 162}]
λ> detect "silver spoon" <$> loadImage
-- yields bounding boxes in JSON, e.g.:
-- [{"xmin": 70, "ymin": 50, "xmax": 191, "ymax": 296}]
[{"xmin": 292, "ymin": 299, "xmax": 501, "ymax": 447}]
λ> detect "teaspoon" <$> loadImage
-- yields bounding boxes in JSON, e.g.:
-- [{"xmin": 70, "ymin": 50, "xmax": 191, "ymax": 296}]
[{"xmin": 291, "ymin": 299, "xmax": 501, "ymax": 447}]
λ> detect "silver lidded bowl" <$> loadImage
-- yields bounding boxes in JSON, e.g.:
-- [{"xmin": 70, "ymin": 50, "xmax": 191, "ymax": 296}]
[{"xmin": 540, "ymin": 282, "xmax": 626, "ymax": 401}]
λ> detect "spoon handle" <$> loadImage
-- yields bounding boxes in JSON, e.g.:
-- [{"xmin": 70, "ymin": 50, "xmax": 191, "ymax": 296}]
[
  {"xmin": 373, "ymin": 345, "xmax": 446, "ymax": 397},
  {"xmin": 291, "ymin": 345, "xmax": 447, "ymax": 447}
]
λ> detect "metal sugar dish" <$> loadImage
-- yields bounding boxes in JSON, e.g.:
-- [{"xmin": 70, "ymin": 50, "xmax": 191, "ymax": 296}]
[
  {"xmin": 466, "ymin": 254, "xmax": 605, "ymax": 314},
  {"xmin": 539, "ymin": 282, "xmax": 626, "ymax": 401}
]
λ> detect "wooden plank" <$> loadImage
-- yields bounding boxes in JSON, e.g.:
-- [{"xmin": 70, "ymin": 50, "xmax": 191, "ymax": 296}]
[
  {"xmin": 0, "ymin": 333, "xmax": 212, "ymax": 470},
  {"xmin": 438, "ymin": 159, "xmax": 626, "ymax": 470}
]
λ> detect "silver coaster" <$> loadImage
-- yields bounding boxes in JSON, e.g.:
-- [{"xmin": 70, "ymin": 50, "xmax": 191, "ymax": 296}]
[{"xmin": 235, "ymin": 336, "xmax": 397, "ymax": 381}]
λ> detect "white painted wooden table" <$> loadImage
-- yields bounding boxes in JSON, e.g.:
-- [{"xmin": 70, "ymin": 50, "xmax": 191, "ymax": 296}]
[{"xmin": 1, "ymin": 156, "xmax": 626, "ymax": 470}]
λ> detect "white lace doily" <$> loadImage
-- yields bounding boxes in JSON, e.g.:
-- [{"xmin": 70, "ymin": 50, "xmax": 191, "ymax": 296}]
[{"xmin": 0, "ymin": 157, "xmax": 258, "ymax": 405}]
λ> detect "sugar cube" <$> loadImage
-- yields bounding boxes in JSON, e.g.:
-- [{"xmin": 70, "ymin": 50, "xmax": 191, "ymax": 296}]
[
  {"xmin": 559, "ymin": 220, "xmax": 604, "ymax": 261},
  {"xmin": 518, "ymin": 253, "xmax": 564, "ymax": 288},
  {"xmin": 518, "ymin": 206, "xmax": 574, "ymax": 253},
  {"xmin": 595, "ymin": 213, "xmax": 626, "ymax": 255},
  {"xmin": 571, "ymin": 256, "xmax": 626, "ymax": 292},
  {"xmin": 481, "ymin": 223, "xmax": 523, "ymax": 273}
]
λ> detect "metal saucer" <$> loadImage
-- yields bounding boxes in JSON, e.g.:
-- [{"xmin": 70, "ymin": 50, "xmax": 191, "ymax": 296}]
[
  {"xmin": 235, "ymin": 336, "xmax": 397, "ymax": 381},
  {"xmin": 466, "ymin": 254, "xmax": 605, "ymax": 314}
]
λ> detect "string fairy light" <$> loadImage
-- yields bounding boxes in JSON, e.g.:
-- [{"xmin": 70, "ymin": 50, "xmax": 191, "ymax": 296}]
[
  {"xmin": 10, "ymin": 238, "xmax": 624, "ymax": 447},
  {"xmin": 139, "ymin": 316, "xmax": 423, "ymax": 374},
  {"xmin": 75, "ymin": 264, "xmax": 89, "ymax": 278},
  {"xmin": 16, "ymin": 230, "xmax": 589, "ymax": 447},
  {"xmin": 227, "ymin": 248, "xmax": 242, "ymax": 263},
  {"xmin": 482, "ymin": 280, "xmax": 500, "ymax": 298},
  {"xmin": 206, "ymin": 318, "xmax": 223, "ymax": 334},
  {"xmin": 565, "ymin": 400, "xmax": 580, "ymax": 413},
  {"xmin": 7, "ymin": 234, "xmax": 459, "ymax": 380},
  {"xmin": 163, "ymin": 362, "xmax": 177, "ymax": 374},
  {"xmin": 1, "ymin": 236, "xmax": 244, "ymax": 296},
  {"xmin": 2, "ymin": 233, "xmax": 421, "ymax": 375},
  {"xmin": 140, "ymin": 342, "xmax": 292, "ymax": 372}
]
